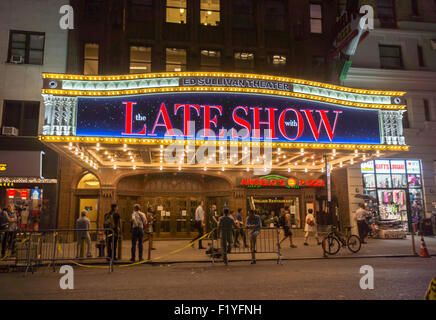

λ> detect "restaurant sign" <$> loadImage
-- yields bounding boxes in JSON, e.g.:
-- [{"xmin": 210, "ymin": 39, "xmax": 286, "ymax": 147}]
[{"xmin": 238, "ymin": 175, "xmax": 325, "ymax": 189}]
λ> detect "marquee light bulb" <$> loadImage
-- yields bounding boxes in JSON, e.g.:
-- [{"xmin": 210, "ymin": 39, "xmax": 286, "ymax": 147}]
[
  {"xmin": 159, "ymin": 166, "xmax": 163, "ymax": 171},
  {"xmin": 113, "ymin": 165, "xmax": 117, "ymax": 170},
  {"xmin": 288, "ymin": 168, "xmax": 291, "ymax": 173},
  {"xmin": 221, "ymin": 167, "xmax": 225, "ymax": 172},
  {"xmin": 246, "ymin": 167, "xmax": 250, "ymax": 172},
  {"xmin": 133, "ymin": 165, "xmax": 136, "ymax": 170},
  {"xmin": 305, "ymin": 168, "xmax": 308, "ymax": 173}
]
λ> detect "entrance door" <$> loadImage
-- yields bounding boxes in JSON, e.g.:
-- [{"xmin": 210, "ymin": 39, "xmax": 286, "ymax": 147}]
[
  {"xmin": 79, "ymin": 198, "xmax": 99, "ymax": 229},
  {"xmin": 118, "ymin": 196, "xmax": 139, "ymax": 239}
]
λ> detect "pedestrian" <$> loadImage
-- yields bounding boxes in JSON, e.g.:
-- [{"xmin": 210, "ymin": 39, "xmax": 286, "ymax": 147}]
[
  {"xmin": 0, "ymin": 205, "xmax": 11, "ymax": 257},
  {"xmin": 355, "ymin": 203, "xmax": 369, "ymax": 244},
  {"xmin": 304, "ymin": 209, "xmax": 321, "ymax": 246},
  {"xmin": 279, "ymin": 210, "xmax": 297, "ymax": 248},
  {"xmin": 144, "ymin": 207, "xmax": 156, "ymax": 250},
  {"xmin": 209, "ymin": 204, "xmax": 219, "ymax": 240},
  {"xmin": 246, "ymin": 209, "xmax": 262, "ymax": 264},
  {"xmin": 190, "ymin": 201, "xmax": 205, "ymax": 249},
  {"xmin": 233, "ymin": 208, "xmax": 247, "ymax": 248},
  {"xmin": 218, "ymin": 208, "xmax": 236, "ymax": 265},
  {"xmin": 130, "ymin": 204, "xmax": 147, "ymax": 262},
  {"xmin": 76, "ymin": 210, "xmax": 92, "ymax": 258},
  {"xmin": 103, "ymin": 204, "xmax": 121, "ymax": 260},
  {"xmin": 20, "ymin": 205, "xmax": 29, "ymax": 231}
]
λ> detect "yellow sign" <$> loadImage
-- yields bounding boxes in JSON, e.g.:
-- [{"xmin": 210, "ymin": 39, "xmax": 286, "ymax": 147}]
[
  {"xmin": 0, "ymin": 164, "xmax": 6, "ymax": 172},
  {"xmin": 0, "ymin": 182, "xmax": 14, "ymax": 187}
]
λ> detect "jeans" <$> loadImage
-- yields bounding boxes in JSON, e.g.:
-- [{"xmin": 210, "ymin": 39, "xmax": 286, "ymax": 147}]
[
  {"xmin": 191, "ymin": 221, "xmax": 204, "ymax": 248},
  {"xmin": 249, "ymin": 230, "xmax": 260, "ymax": 261},
  {"xmin": 234, "ymin": 227, "xmax": 247, "ymax": 247},
  {"xmin": 357, "ymin": 220, "xmax": 369, "ymax": 242},
  {"xmin": 106, "ymin": 231, "xmax": 118, "ymax": 259},
  {"xmin": 131, "ymin": 227, "xmax": 144, "ymax": 260}
]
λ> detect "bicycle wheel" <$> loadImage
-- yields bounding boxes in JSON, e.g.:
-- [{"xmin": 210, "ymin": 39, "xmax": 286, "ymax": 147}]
[
  {"xmin": 347, "ymin": 235, "xmax": 361, "ymax": 253},
  {"xmin": 322, "ymin": 236, "xmax": 340, "ymax": 255}
]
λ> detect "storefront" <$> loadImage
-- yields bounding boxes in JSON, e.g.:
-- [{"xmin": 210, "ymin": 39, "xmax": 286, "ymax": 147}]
[
  {"xmin": 0, "ymin": 148, "xmax": 58, "ymax": 230},
  {"xmin": 360, "ymin": 159, "xmax": 424, "ymax": 236},
  {"xmin": 38, "ymin": 71, "xmax": 409, "ymax": 237}
]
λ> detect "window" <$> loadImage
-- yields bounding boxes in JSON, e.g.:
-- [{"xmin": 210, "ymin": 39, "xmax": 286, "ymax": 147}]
[
  {"xmin": 267, "ymin": 54, "xmax": 287, "ymax": 67},
  {"xmin": 424, "ymin": 100, "xmax": 431, "ymax": 121},
  {"xmin": 232, "ymin": 0, "xmax": 255, "ymax": 29},
  {"xmin": 78, "ymin": 173, "xmax": 100, "ymax": 189},
  {"xmin": 310, "ymin": 3, "xmax": 323, "ymax": 33},
  {"xmin": 234, "ymin": 52, "xmax": 255, "ymax": 71},
  {"xmin": 2, "ymin": 101, "xmax": 40, "ymax": 136},
  {"xmin": 402, "ymin": 109, "xmax": 410, "ymax": 129},
  {"xmin": 166, "ymin": 48, "xmax": 186, "ymax": 72},
  {"xmin": 130, "ymin": 46, "xmax": 151, "ymax": 73},
  {"xmin": 84, "ymin": 43, "xmax": 99, "ymax": 75},
  {"xmin": 376, "ymin": 0, "xmax": 396, "ymax": 28},
  {"xmin": 8, "ymin": 31, "xmax": 45, "ymax": 65},
  {"xmin": 411, "ymin": 0, "xmax": 419, "ymax": 16},
  {"xmin": 166, "ymin": 0, "xmax": 187, "ymax": 24},
  {"xmin": 417, "ymin": 45, "xmax": 425, "ymax": 67},
  {"xmin": 200, "ymin": 49, "xmax": 221, "ymax": 71},
  {"xmin": 200, "ymin": 0, "xmax": 220, "ymax": 26},
  {"xmin": 129, "ymin": 0, "xmax": 153, "ymax": 23},
  {"xmin": 265, "ymin": 0, "xmax": 286, "ymax": 31},
  {"xmin": 379, "ymin": 45, "xmax": 403, "ymax": 69},
  {"xmin": 85, "ymin": 0, "xmax": 104, "ymax": 20}
]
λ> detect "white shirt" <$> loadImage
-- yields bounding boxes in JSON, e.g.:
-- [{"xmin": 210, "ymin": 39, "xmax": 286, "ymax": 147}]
[
  {"xmin": 131, "ymin": 211, "xmax": 147, "ymax": 228},
  {"xmin": 355, "ymin": 208, "xmax": 367, "ymax": 222},
  {"xmin": 304, "ymin": 213, "xmax": 317, "ymax": 232},
  {"xmin": 195, "ymin": 205, "xmax": 204, "ymax": 222}
]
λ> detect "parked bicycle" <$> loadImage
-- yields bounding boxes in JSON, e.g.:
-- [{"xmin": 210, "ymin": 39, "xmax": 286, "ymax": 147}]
[{"xmin": 322, "ymin": 225, "xmax": 361, "ymax": 255}]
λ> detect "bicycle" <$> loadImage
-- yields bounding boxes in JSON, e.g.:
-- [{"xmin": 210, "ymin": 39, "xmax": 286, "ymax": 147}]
[{"xmin": 322, "ymin": 225, "xmax": 361, "ymax": 255}]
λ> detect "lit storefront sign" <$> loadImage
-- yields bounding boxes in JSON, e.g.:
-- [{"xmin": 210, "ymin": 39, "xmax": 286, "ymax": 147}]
[
  {"xmin": 0, "ymin": 151, "xmax": 44, "ymax": 178},
  {"xmin": 238, "ymin": 175, "xmax": 325, "ymax": 189}
]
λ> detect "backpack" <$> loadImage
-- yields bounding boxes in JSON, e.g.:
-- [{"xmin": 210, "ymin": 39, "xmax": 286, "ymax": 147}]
[
  {"xmin": 279, "ymin": 215, "xmax": 286, "ymax": 227},
  {"xmin": 103, "ymin": 212, "xmax": 114, "ymax": 229}
]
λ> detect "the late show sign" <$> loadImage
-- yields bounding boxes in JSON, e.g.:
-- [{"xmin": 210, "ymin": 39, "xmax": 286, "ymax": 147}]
[
  {"xmin": 238, "ymin": 175, "xmax": 326, "ymax": 189},
  {"xmin": 76, "ymin": 92, "xmax": 381, "ymax": 144}
]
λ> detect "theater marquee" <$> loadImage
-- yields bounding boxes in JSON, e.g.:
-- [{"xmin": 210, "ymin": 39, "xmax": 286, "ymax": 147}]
[{"xmin": 39, "ymin": 72, "xmax": 408, "ymax": 173}]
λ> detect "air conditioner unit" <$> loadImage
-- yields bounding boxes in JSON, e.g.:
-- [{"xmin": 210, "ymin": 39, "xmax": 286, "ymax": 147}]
[
  {"xmin": 2, "ymin": 126, "xmax": 19, "ymax": 136},
  {"xmin": 10, "ymin": 55, "xmax": 24, "ymax": 64}
]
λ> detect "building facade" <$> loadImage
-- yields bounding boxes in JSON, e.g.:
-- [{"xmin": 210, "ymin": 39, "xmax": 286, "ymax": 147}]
[
  {"xmin": 343, "ymin": 0, "xmax": 436, "ymax": 235},
  {"xmin": 0, "ymin": 0, "xmax": 69, "ymax": 228}
]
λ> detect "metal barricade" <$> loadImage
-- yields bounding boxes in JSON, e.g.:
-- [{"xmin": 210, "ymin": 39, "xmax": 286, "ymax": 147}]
[
  {"xmin": 0, "ymin": 229, "xmax": 114, "ymax": 275},
  {"xmin": 208, "ymin": 227, "xmax": 281, "ymax": 264}
]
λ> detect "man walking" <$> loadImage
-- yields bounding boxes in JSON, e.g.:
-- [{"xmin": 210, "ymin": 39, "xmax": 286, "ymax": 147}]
[
  {"xmin": 304, "ymin": 209, "xmax": 321, "ymax": 246},
  {"xmin": 76, "ymin": 211, "xmax": 92, "ymax": 258},
  {"xmin": 355, "ymin": 203, "xmax": 369, "ymax": 244},
  {"xmin": 246, "ymin": 210, "xmax": 262, "ymax": 264},
  {"xmin": 191, "ymin": 201, "xmax": 205, "ymax": 249},
  {"xmin": 104, "ymin": 204, "xmax": 121, "ymax": 260},
  {"xmin": 234, "ymin": 208, "xmax": 247, "ymax": 248},
  {"xmin": 131, "ymin": 204, "xmax": 147, "ymax": 262},
  {"xmin": 144, "ymin": 207, "xmax": 156, "ymax": 251},
  {"xmin": 219, "ymin": 208, "xmax": 236, "ymax": 265},
  {"xmin": 279, "ymin": 210, "xmax": 297, "ymax": 248},
  {"xmin": 1, "ymin": 204, "xmax": 16, "ymax": 257}
]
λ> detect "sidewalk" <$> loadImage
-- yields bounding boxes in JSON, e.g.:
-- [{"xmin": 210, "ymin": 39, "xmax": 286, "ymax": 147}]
[{"xmin": 117, "ymin": 235, "xmax": 436, "ymax": 263}]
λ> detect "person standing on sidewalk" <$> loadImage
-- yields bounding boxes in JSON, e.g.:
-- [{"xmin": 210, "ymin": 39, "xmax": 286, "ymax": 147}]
[
  {"xmin": 234, "ymin": 208, "xmax": 247, "ymax": 248},
  {"xmin": 144, "ymin": 207, "xmax": 156, "ymax": 251},
  {"xmin": 355, "ymin": 203, "xmax": 369, "ymax": 244},
  {"xmin": 1, "ymin": 205, "xmax": 12, "ymax": 257},
  {"xmin": 104, "ymin": 204, "xmax": 121, "ymax": 260},
  {"xmin": 130, "ymin": 204, "xmax": 147, "ymax": 262},
  {"xmin": 279, "ymin": 210, "xmax": 297, "ymax": 248},
  {"xmin": 219, "ymin": 208, "xmax": 236, "ymax": 265},
  {"xmin": 191, "ymin": 201, "xmax": 205, "ymax": 249},
  {"xmin": 76, "ymin": 211, "xmax": 92, "ymax": 258},
  {"xmin": 304, "ymin": 209, "xmax": 321, "ymax": 246},
  {"xmin": 246, "ymin": 210, "xmax": 262, "ymax": 264},
  {"xmin": 209, "ymin": 204, "xmax": 219, "ymax": 240}
]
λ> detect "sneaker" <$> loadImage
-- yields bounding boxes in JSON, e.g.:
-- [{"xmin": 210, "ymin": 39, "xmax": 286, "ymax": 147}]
[
  {"xmin": 251, "ymin": 260, "xmax": 256, "ymax": 264},
  {"xmin": 304, "ymin": 243, "xmax": 309, "ymax": 246},
  {"xmin": 290, "ymin": 245, "xmax": 297, "ymax": 248}
]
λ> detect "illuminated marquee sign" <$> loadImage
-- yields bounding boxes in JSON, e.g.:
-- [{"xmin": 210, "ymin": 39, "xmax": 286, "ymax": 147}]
[
  {"xmin": 238, "ymin": 175, "xmax": 325, "ymax": 189},
  {"xmin": 76, "ymin": 92, "xmax": 381, "ymax": 144},
  {"xmin": 180, "ymin": 77, "xmax": 291, "ymax": 91}
]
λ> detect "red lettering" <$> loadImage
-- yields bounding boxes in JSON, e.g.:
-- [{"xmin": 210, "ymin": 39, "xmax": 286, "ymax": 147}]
[
  {"xmin": 302, "ymin": 110, "xmax": 342, "ymax": 141},
  {"xmin": 121, "ymin": 101, "xmax": 146, "ymax": 135},
  {"xmin": 232, "ymin": 106, "xmax": 251, "ymax": 139},
  {"xmin": 150, "ymin": 103, "xmax": 175, "ymax": 136},
  {"xmin": 201, "ymin": 105, "xmax": 224, "ymax": 138},
  {"xmin": 278, "ymin": 108, "xmax": 304, "ymax": 140},
  {"xmin": 174, "ymin": 104, "xmax": 200, "ymax": 137},
  {"xmin": 250, "ymin": 107, "xmax": 278, "ymax": 139}
]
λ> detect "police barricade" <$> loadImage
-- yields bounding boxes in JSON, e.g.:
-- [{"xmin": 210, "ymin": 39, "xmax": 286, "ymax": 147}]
[
  {"xmin": 208, "ymin": 227, "xmax": 281, "ymax": 264},
  {"xmin": 0, "ymin": 229, "xmax": 114, "ymax": 274}
]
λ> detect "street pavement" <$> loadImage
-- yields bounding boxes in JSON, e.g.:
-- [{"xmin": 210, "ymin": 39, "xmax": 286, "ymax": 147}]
[{"xmin": 0, "ymin": 257, "xmax": 435, "ymax": 300}]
